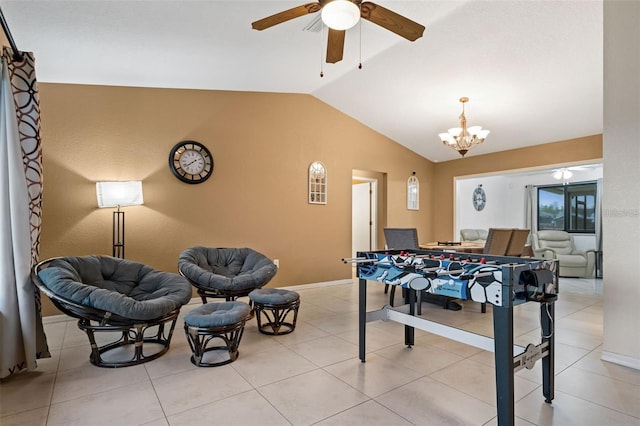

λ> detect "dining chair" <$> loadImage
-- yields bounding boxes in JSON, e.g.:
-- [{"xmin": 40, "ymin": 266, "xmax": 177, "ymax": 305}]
[
  {"xmin": 505, "ymin": 229, "xmax": 530, "ymax": 257},
  {"xmin": 382, "ymin": 228, "xmax": 419, "ymax": 306},
  {"xmin": 382, "ymin": 228, "xmax": 460, "ymax": 311},
  {"xmin": 383, "ymin": 228, "xmax": 420, "ymax": 251},
  {"xmin": 477, "ymin": 228, "xmax": 514, "ymax": 313},
  {"xmin": 483, "ymin": 228, "xmax": 514, "ymax": 256}
]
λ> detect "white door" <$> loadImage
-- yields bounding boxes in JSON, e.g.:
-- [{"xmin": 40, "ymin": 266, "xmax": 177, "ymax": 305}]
[{"xmin": 352, "ymin": 179, "xmax": 377, "ymax": 258}]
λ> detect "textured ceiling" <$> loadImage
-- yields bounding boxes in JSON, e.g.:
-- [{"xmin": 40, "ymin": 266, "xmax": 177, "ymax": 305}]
[{"xmin": 1, "ymin": 0, "xmax": 603, "ymax": 162}]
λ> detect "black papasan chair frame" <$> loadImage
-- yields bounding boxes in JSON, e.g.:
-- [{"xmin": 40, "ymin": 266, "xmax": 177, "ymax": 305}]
[
  {"xmin": 184, "ymin": 277, "xmax": 254, "ymax": 304},
  {"xmin": 32, "ymin": 257, "xmax": 185, "ymax": 368}
]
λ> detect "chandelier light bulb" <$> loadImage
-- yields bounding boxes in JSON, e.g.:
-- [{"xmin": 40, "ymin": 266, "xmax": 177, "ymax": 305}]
[{"xmin": 321, "ymin": 0, "xmax": 360, "ymax": 30}]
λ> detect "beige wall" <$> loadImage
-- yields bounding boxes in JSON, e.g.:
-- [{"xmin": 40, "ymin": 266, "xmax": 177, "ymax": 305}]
[
  {"xmin": 37, "ymin": 83, "xmax": 434, "ymax": 315},
  {"xmin": 0, "ymin": 29, "xmax": 8, "ymax": 48},
  {"xmin": 36, "ymin": 83, "xmax": 603, "ymax": 317},
  {"xmin": 430, "ymin": 135, "xmax": 603, "ymax": 241}
]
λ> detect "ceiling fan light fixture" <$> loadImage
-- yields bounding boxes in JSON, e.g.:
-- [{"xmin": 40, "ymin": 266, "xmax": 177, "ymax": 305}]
[
  {"xmin": 553, "ymin": 169, "xmax": 573, "ymax": 180},
  {"xmin": 321, "ymin": 0, "xmax": 360, "ymax": 30},
  {"xmin": 439, "ymin": 97, "xmax": 489, "ymax": 157}
]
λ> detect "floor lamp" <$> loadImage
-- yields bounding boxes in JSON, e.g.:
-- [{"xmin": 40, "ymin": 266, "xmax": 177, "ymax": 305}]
[{"xmin": 96, "ymin": 181, "xmax": 144, "ymax": 259}]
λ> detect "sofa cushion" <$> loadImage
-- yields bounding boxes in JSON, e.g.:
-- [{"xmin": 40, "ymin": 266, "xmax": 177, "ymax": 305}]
[
  {"xmin": 556, "ymin": 254, "xmax": 587, "ymax": 267},
  {"xmin": 179, "ymin": 247, "xmax": 277, "ymax": 292},
  {"xmin": 460, "ymin": 229, "xmax": 488, "ymax": 242},
  {"xmin": 38, "ymin": 255, "xmax": 192, "ymax": 320},
  {"xmin": 536, "ymin": 230, "xmax": 574, "ymax": 255}
]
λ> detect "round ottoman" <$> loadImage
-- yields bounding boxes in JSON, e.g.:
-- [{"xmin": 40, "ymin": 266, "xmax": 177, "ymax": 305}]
[
  {"xmin": 249, "ymin": 288, "xmax": 300, "ymax": 335},
  {"xmin": 184, "ymin": 301, "xmax": 251, "ymax": 367}
]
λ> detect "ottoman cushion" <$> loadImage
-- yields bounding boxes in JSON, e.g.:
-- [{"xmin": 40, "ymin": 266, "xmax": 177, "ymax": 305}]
[
  {"xmin": 185, "ymin": 302, "xmax": 251, "ymax": 328},
  {"xmin": 249, "ymin": 288, "xmax": 299, "ymax": 305}
]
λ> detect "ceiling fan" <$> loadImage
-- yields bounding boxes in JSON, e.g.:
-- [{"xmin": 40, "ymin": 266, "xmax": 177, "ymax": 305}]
[
  {"xmin": 551, "ymin": 165, "xmax": 599, "ymax": 180},
  {"xmin": 251, "ymin": 0, "xmax": 425, "ymax": 64}
]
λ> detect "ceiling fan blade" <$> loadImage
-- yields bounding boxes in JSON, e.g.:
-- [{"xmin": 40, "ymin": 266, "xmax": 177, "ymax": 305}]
[
  {"xmin": 326, "ymin": 28, "xmax": 345, "ymax": 64},
  {"xmin": 360, "ymin": 2, "xmax": 425, "ymax": 41},
  {"xmin": 252, "ymin": 3, "xmax": 321, "ymax": 30}
]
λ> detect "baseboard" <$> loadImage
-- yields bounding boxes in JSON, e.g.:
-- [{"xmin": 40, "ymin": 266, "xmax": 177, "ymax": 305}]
[
  {"xmin": 278, "ymin": 279, "xmax": 353, "ymax": 291},
  {"xmin": 186, "ymin": 278, "xmax": 353, "ymax": 305},
  {"xmin": 44, "ymin": 279, "xmax": 355, "ymax": 318},
  {"xmin": 42, "ymin": 313, "xmax": 74, "ymax": 324},
  {"xmin": 601, "ymin": 351, "xmax": 640, "ymax": 371}
]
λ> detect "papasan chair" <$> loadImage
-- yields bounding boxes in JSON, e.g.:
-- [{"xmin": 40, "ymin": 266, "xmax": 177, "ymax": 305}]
[
  {"xmin": 178, "ymin": 247, "xmax": 278, "ymax": 304},
  {"xmin": 33, "ymin": 255, "xmax": 192, "ymax": 368}
]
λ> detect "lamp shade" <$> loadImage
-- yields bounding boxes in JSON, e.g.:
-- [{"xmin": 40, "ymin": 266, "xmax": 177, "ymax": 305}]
[
  {"xmin": 321, "ymin": 0, "xmax": 360, "ymax": 30},
  {"xmin": 96, "ymin": 181, "xmax": 144, "ymax": 208}
]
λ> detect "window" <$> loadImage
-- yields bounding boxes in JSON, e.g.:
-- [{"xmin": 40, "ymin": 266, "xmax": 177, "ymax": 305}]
[
  {"xmin": 308, "ymin": 161, "xmax": 327, "ymax": 204},
  {"xmin": 407, "ymin": 175, "xmax": 419, "ymax": 210},
  {"xmin": 537, "ymin": 182, "xmax": 596, "ymax": 232}
]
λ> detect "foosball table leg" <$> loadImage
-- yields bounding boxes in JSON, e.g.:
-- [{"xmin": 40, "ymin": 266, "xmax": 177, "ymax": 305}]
[
  {"xmin": 359, "ymin": 277, "xmax": 367, "ymax": 363},
  {"xmin": 404, "ymin": 288, "xmax": 415, "ymax": 348},
  {"xmin": 493, "ymin": 304, "xmax": 515, "ymax": 425},
  {"xmin": 541, "ymin": 301, "xmax": 555, "ymax": 403}
]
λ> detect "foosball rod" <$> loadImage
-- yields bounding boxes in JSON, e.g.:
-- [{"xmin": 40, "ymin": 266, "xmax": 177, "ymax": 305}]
[
  {"xmin": 344, "ymin": 253, "xmax": 492, "ymax": 264},
  {"xmin": 344, "ymin": 258, "xmax": 450, "ymax": 273}
]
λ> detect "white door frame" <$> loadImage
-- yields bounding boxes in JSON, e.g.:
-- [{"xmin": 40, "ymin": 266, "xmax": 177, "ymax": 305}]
[{"xmin": 352, "ymin": 176, "xmax": 377, "ymax": 257}]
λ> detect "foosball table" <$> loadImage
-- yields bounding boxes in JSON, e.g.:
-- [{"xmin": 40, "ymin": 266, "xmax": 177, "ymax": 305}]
[{"xmin": 344, "ymin": 249, "xmax": 559, "ymax": 426}]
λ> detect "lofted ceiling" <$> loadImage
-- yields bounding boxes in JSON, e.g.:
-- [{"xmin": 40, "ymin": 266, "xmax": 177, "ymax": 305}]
[{"xmin": 0, "ymin": 0, "xmax": 603, "ymax": 162}]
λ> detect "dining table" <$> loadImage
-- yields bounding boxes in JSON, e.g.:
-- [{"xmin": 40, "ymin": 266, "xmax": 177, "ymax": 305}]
[{"xmin": 419, "ymin": 241, "xmax": 485, "ymax": 254}]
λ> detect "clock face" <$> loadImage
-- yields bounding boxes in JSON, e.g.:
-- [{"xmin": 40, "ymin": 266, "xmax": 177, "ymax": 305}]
[
  {"xmin": 473, "ymin": 186, "xmax": 486, "ymax": 211},
  {"xmin": 169, "ymin": 141, "xmax": 214, "ymax": 184}
]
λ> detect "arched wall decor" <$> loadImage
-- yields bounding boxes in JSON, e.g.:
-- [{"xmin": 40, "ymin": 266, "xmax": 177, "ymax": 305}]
[
  {"xmin": 308, "ymin": 161, "xmax": 327, "ymax": 204},
  {"xmin": 407, "ymin": 174, "xmax": 419, "ymax": 210}
]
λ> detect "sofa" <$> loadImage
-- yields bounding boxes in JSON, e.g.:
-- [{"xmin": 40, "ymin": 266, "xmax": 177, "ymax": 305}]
[
  {"xmin": 532, "ymin": 230, "xmax": 595, "ymax": 277},
  {"xmin": 460, "ymin": 228, "xmax": 488, "ymax": 243}
]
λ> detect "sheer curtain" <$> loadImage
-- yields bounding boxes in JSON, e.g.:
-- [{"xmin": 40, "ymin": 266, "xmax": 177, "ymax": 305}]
[
  {"xmin": 0, "ymin": 47, "xmax": 49, "ymax": 378},
  {"xmin": 524, "ymin": 184, "xmax": 537, "ymax": 243},
  {"xmin": 595, "ymin": 177, "xmax": 603, "ymax": 277}
]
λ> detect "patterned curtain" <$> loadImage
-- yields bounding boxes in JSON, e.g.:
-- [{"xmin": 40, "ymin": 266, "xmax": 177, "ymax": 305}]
[{"xmin": 0, "ymin": 47, "xmax": 49, "ymax": 379}]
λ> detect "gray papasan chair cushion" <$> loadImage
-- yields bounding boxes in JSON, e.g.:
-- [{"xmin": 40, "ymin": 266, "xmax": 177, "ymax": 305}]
[
  {"xmin": 37, "ymin": 255, "xmax": 192, "ymax": 321},
  {"xmin": 178, "ymin": 247, "xmax": 277, "ymax": 292}
]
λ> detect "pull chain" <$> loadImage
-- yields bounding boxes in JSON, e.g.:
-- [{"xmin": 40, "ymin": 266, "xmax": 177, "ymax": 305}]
[
  {"xmin": 320, "ymin": 23, "xmax": 325, "ymax": 77},
  {"xmin": 358, "ymin": 4, "xmax": 362, "ymax": 69}
]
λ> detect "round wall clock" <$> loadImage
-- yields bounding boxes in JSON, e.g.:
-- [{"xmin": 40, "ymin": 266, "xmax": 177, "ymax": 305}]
[
  {"xmin": 473, "ymin": 185, "xmax": 486, "ymax": 211},
  {"xmin": 168, "ymin": 141, "xmax": 214, "ymax": 184}
]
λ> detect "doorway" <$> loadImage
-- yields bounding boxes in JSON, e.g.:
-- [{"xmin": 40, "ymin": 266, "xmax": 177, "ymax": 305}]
[{"xmin": 352, "ymin": 176, "xmax": 377, "ymax": 258}]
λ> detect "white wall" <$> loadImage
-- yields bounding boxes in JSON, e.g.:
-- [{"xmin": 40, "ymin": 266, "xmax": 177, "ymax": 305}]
[
  {"xmin": 602, "ymin": 0, "xmax": 640, "ymax": 370},
  {"xmin": 456, "ymin": 175, "xmax": 523, "ymax": 233},
  {"xmin": 455, "ymin": 166, "xmax": 602, "ymax": 251}
]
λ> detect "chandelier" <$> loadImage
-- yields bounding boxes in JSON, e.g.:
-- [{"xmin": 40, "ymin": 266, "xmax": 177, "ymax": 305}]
[{"xmin": 439, "ymin": 97, "xmax": 490, "ymax": 157}]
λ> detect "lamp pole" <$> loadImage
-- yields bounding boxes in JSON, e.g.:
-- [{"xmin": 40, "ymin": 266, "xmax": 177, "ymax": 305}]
[{"xmin": 113, "ymin": 205, "xmax": 125, "ymax": 259}]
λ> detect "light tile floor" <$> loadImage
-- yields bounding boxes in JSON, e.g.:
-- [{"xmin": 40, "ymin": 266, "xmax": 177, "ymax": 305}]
[{"xmin": 2, "ymin": 276, "xmax": 639, "ymax": 425}]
